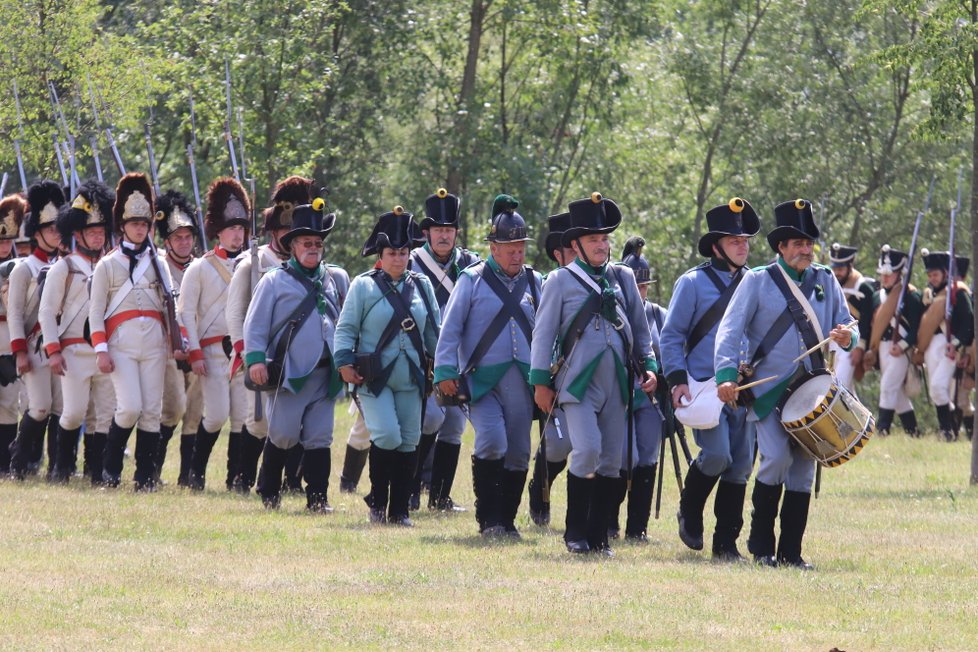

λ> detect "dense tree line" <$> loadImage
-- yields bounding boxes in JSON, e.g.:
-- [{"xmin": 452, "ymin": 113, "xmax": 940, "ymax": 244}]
[{"xmin": 0, "ymin": 0, "xmax": 973, "ymax": 285}]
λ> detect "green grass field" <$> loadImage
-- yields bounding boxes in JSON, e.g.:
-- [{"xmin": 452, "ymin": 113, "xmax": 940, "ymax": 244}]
[{"xmin": 2, "ymin": 407, "xmax": 977, "ymax": 651}]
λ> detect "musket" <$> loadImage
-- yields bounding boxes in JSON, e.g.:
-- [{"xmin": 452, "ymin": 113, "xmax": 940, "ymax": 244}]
[
  {"xmin": 52, "ymin": 135, "xmax": 69, "ymax": 187},
  {"xmin": 892, "ymin": 175, "xmax": 935, "ymax": 344},
  {"xmin": 48, "ymin": 82, "xmax": 80, "ymax": 195},
  {"xmin": 248, "ymin": 176, "xmax": 263, "ymax": 421},
  {"xmin": 86, "ymin": 76, "xmax": 104, "ymax": 182},
  {"xmin": 147, "ymin": 236, "xmax": 187, "ymax": 356},
  {"xmin": 186, "ymin": 95, "xmax": 208, "ymax": 251},
  {"xmin": 144, "ymin": 106, "xmax": 162, "ymax": 197},
  {"xmin": 0, "ymin": 173, "xmax": 8, "ymax": 198},
  {"xmin": 95, "ymin": 82, "xmax": 126, "ymax": 177},
  {"xmin": 12, "ymin": 79, "xmax": 28, "ymax": 190},
  {"xmin": 224, "ymin": 60, "xmax": 240, "ymax": 179},
  {"xmin": 946, "ymin": 168, "xmax": 963, "ymax": 346}
]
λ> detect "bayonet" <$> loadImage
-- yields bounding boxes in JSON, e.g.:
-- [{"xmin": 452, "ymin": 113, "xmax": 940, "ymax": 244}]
[
  {"xmin": 12, "ymin": 79, "xmax": 28, "ymax": 190},
  {"xmin": 893, "ymin": 175, "xmax": 935, "ymax": 343},
  {"xmin": 186, "ymin": 95, "xmax": 208, "ymax": 250},
  {"xmin": 224, "ymin": 60, "xmax": 240, "ymax": 179}
]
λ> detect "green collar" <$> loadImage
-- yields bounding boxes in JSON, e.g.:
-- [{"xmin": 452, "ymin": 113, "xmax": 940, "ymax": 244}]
[
  {"xmin": 486, "ymin": 255, "xmax": 503, "ymax": 275},
  {"xmin": 574, "ymin": 258, "xmax": 607, "ymax": 277},
  {"xmin": 777, "ymin": 256, "xmax": 806, "ymax": 282}
]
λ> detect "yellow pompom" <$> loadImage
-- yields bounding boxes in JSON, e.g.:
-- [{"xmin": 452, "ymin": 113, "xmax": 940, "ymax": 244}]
[
  {"xmin": 154, "ymin": 210, "xmax": 166, "ymax": 222},
  {"xmin": 393, "ymin": 205, "xmax": 404, "ymax": 216},
  {"xmin": 437, "ymin": 188, "xmax": 448, "ymax": 199},
  {"xmin": 312, "ymin": 197, "xmax": 325, "ymax": 211},
  {"xmin": 728, "ymin": 197, "xmax": 744, "ymax": 213},
  {"xmin": 71, "ymin": 196, "xmax": 92, "ymax": 213},
  {"xmin": 794, "ymin": 198, "xmax": 806, "ymax": 209},
  {"xmin": 591, "ymin": 191, "xmax": 602, "ymax": 204}
]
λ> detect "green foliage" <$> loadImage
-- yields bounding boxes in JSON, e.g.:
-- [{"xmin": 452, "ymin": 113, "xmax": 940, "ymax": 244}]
[{"xmin": 0, "ymin": 0, "xmax": 974, "ymax": 282}]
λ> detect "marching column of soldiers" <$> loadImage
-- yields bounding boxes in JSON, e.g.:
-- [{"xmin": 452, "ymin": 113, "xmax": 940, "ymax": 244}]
[{"xmin": 1, "ymin": 171, "xmax": 975, "ymax": 566}]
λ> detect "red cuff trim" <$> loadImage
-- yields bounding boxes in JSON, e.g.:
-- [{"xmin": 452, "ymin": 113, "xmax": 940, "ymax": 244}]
[
  {"xmin": 44, "ymin": 342, "xmax": 62, "ymax": 356},
  {"xmin": 233, "ymin": 339, "xmax": 244, "ymax": 354},
  {"xmin": 189, "ymin": 349, "xmax": 205, "ymax": 363},
  {"xmin": 91, "ymin": 331, "xmax": 107, "ymax": 347},
  {"xmin": 10, "ymin": 338, "xmax": 27, "ymax": 354}
]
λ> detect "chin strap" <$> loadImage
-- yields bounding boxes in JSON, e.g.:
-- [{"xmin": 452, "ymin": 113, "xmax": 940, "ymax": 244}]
[{"xmin": 714, "ymin": 242, "xmax": 743, "ymax": 273}]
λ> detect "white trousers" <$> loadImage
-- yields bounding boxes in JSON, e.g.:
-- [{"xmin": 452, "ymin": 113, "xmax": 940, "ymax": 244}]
[
  {"xmin": 108, "ymin": 318, "xmax": 167, "ymax": 431},
  {"xmin": 58, "ymin": 345, "xmax": 115, "ymax": 432},
  {"xmin": 924, "ymin": 337, "xmax": 956, "ymax": 406}
]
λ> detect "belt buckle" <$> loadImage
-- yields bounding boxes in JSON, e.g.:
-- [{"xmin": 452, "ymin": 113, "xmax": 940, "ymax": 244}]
[
  {"xmin": 401, "ymin": 317, "xmax": 416, "ymax": 332},
  {"xmin": 612, "ymin": 320, "xmax": 625, "ymax": 331}
]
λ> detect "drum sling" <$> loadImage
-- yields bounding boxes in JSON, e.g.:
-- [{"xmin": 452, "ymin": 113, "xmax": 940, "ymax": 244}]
[{"xmin": 686, "ymin": 266, "xmax": 743, "ymax": 354}]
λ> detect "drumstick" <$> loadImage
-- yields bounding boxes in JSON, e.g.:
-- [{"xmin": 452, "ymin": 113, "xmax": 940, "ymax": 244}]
[
  {"xmin": 792, "ymin": 320, "xmax": 859, "ymax": 364},
  {"xmin": 736, "ymin": 375, "xmax": 778, "ymax": 392}
]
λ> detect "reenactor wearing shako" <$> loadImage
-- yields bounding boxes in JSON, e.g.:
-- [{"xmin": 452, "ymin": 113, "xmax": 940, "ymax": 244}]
[
  {"xmin": 155, "ymin": 190, "xmax": 203, "ymax": 485},
  {"xmin": 228, "ymin": 175, "xmax": 310, "ymax": 493},
  {"xmin": 715, "ymin": 199, "xmax": 857, "ymax": 569},
  {"xmin": 827, "ymin": 243, "xmax": 876, "ymax": 390},
  {"xmin": 661, "ymin": 198, "xmax": 758, "ymax": 560},
  {"xmin": 434, "ymin": 202, "xmax": 542, "ymax": 537},
  {"xmin": 530, "ymin": 193, "xmax": 658, "ymax": 556},
  {"xmin": 406, "ymin": 188, "xmax": 480, "ymax": 512},
  {"xmin": 0, "ymin": 194, "xmax": 27, "ymax": 473},
  {"xmin": 176, "ymin": 177, "xmax": 249, "ymax": 491},
  {"xmin": 914, "ymin": 249, "xmax": 974, "ymax": 441},
  {"xmin": 610, "ymin": 236, "xmax": 666, "ymax": 542},
  {"xmin": 526, "ymin": 211, "xmax": 575, "ymax": 526},
  {"xmin": 245, "ymin": 199, "xmax": 349, "ymax": 512},
  {"xmin": 39, "ymin": 181, "xmax": 116, "ymax": 484},
  {"xmin": 90, "ymin": 173, "xmax": 170, "ymax": 490},
  {"xmin": 8, "ymin": 180, "xmax": 65, "ymax": 480},
  {"xmin": 863, "ymin": 245, "xmax": 923, "ymax": 437},
  {"xmin": 335, "ymin": 208, "xmax": 439, "ymax": 526}
]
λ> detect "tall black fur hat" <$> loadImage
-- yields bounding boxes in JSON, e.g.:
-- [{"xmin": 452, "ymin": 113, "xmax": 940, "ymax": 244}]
[
  {"xmin": 155, "ymin": 190, "xmax": 198, "ymax": 241},
  {"xmin": 26, "ymin": 179, "xmax": 66, "ymax": 238},
  {"xmin": 204, "ymin": 177, "xmax": 250, "ymax": 241},
  {"xmin": 59, "ymin": 179, "xmax": 114, "ymax": 241}
]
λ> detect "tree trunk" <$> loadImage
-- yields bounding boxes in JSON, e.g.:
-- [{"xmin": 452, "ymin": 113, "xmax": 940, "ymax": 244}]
[
  {"xmin": 445, "ymin": 0, "xmax": 490, "ymax": 248},
  {"xmin": 970, "ymin": 11, "xmax": 978, "ymax": 484}
]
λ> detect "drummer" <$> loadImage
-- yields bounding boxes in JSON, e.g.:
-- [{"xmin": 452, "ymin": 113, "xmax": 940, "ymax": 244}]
[
  {"xmin": 715, "ymin": 199, "xmax": 857, "ymax": 569},
  {"xmin": 660, "ymin": 198, "xmax": 759, "ymax": 561}
]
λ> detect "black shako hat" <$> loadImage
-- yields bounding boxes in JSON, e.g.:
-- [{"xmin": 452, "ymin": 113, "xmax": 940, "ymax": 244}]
[
  {"xmin": 281, "ymin": 198, "xmax": 336, "ymax": 248},
  {"xmin": 956, "ymin": 255, "xmax": 969, "ymax": 278},
  {"xmin": 361, "ymin": 206, "xmax": 424, "ymax": 257},
  {"xmin": 767, "ymin": 198, "xmax": 820, "ymax": 253},
  {"xmin": 421, "ymin": 188, "xmax": 461, "ymax": 230},
  {"xmin": 545, "ymin": 212, "xmax": 571, "ymax": 262},
  {"xmin": 621, "ymin": 236, "xmax": 651, "ymax": 284},
  {"xmin": 877, "ymin": 245, "xmax": 909, "ymax": 275},
  {"xmin": 921, "ymin": 248, "xmax": 951, "ymax": 273},
  {"xmin": 830, "ymin": 243, "xmax": 859, "ymax": 267},
  {"xmin": 561, "ymin": 192, "xmax": 622, "ymax": 248},
  {"xmin": 698, "ymin": 197, "xmax": 760, "ymax": 258}
]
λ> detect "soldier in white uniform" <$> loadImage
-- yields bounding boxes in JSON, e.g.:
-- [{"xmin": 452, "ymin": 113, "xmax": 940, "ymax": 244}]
[
  {"xmin": 40, "ymin": 181, "xmax": 117, "ymax": 484},
  {"xmin": 0, "ymin": 194, "xmax": 26, "ymax": 473},
  {"xmin": 8, "ymin": 180, "xmax": 64, "ymax": 480},
  {"xmin": 90, "ymin": 173, "xmax": 172, "ymax": 491},
  {"xmin": 227, "ymin": 176, "xmax": 310, "ymax": 493},
  {"xmin": 155, "ymin": 190, "xmax": 202, "ymax": 485},
  {"xmin": 179, "ymin": 177, "xmax": 249, "ymax": 491}
]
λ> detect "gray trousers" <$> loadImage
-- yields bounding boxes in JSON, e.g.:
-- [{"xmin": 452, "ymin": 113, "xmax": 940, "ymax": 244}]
[
  {"xmin": 422, "ymin": 395, "xmax": 466, "ymax": 445},
  {"xmin": 692, "ymin": 403, "xmax": 754, "ymax": 483},
  {"xmin": 620, "ymin": 399, "xmax": 663, "ymax": 469},
  {"xmin": 542, "ymin": 406, "xmax": 573, "ymax": 463},
  {"xmin": 753, "ymin": 411, "xmax": 815, "ymax": 492},
  {"xmin": 469, "ymin": 365, "xmax": 533, "ymax": 471},
  {"xmin": 263, "ymin": 367, "xmax": 336, "ymax": 451},
  {"xmin": 561, "ymin": 351, "xmax": 626, "ymax": 478}
]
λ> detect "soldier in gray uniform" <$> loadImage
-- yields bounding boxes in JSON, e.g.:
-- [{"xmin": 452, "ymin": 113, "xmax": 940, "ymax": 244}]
[
  {"xmin": 530, "ymin": 193, "xmax": 658, "ymax": 555},
  {"xmin": 527, "ymin": 211, "xmax": 575, "ymax": 526},
  {"xmin": 407, "ymin": 188, "xmax": 479, "ymax": 512},
  {"xmin": 434, "ymin": 203, "xmax": 542, "ymax": 537},
  {"xmin": 244, "ymin": 199, "xmax": 349, "ymax": 511},
  {"xmin": 610, "ymin": 236, "xmax": 666, "ymax": 542},
  {"xmin": 660, "ymin": 198, "xmax": 759, "ymax": 560}
]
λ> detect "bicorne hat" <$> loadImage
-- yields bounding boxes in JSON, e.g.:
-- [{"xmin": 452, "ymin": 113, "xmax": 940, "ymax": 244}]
[
  {"xmin": 767, "ymin": 198, "xmax": 819, "ymax": 253},
  {"xmin": 361, "ymin": 206, "xmax": 424, "ymax": 257},
  {"xmin": 698, "ymin": 197, "xmax": 760, "ymax": 258}
]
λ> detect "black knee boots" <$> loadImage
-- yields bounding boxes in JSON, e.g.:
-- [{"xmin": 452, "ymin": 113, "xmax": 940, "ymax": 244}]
[
  {"xmin": 747, "ymin": 480, "xmax": 783, "ymax": 566},
  {"xmin": 777, "ymin": 490, "xmax": 813, "ymax": 570},
  {"xmin": 9, "ymin": 412, "xmax": 46, "ymax": 480},
  {"xmin": 188, "ymin": 422, "xmax": 220, "ymax": 490},
  {"xmin": 133, "ymin": 430, "xmax": 161, "ymax": 492},
  {"xmin": 410, "ymin": 432, "xmax": 437, "ymax": 511},
  {"xmin": 528, "ymin": 450, "xmax": 566, "ymax": 526},
  {"xmin": 876, "ymin": 408, "xmax": 895, "ymax": 436},
  {"xmin": 625, "ymin": 464, "xmax": 657, "ymax": 541},
  {"xmin": 303, "ymin": 447, "xmax": 332, "ymax": 513},
  {"xmin": 428, "ymin": 441, "xmax": 465, "ymax": 512},
  {"xmin": 155, "ymin": 424, "xmax": 176, "ymax": 484},
  {"xmin": 237, "ymin": 431, "xmax": 264, "ymax": 494},
  {"xmin": 388, "ymin": 450, "xmax": 418, "ymax": 526},
  {"xmin": 898, "ymin": 410, "xmax": 920, "ymax": 438},
  {"xmin": 53, "ymin": 424, "xmax": 82, "ymax": 483},
  {"xmin": 102, "ymin": 420, "xmax": 135, "ymax": 488},
  {"xmin": 501, "ymin": 468, "xmax": 527, "ymax": 537},
  {"xmin": 564, "ymin": 472, "xmax": 593, "ymax": 554},
  {"xmin": 177, "ymin": 433, "xmax": 195, "ymax": 487},
  {"xmin": 257, "ymin": 438, "xmax": 289, "ymax": 509},
  {"xmin": 226, "ymin": 430, "xmax": 242, "ymax": 490},
  {"xmin": 677, "ymin": 462, "xmax": 721, "ymax": 551},
  {"xmin": 471, "ymin": 456, "xmax": 505, "ymax": 536},
  {"xmin": 365, "ymin": 444, "xmax": 395, "ymax": 523},
  {"xmin": 712, "ymin": 480, "xmax": 747, "ymax": 561},
  {"xmin": 339, "ymin": 444, "xmax": 369, "ymax": 493}
]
